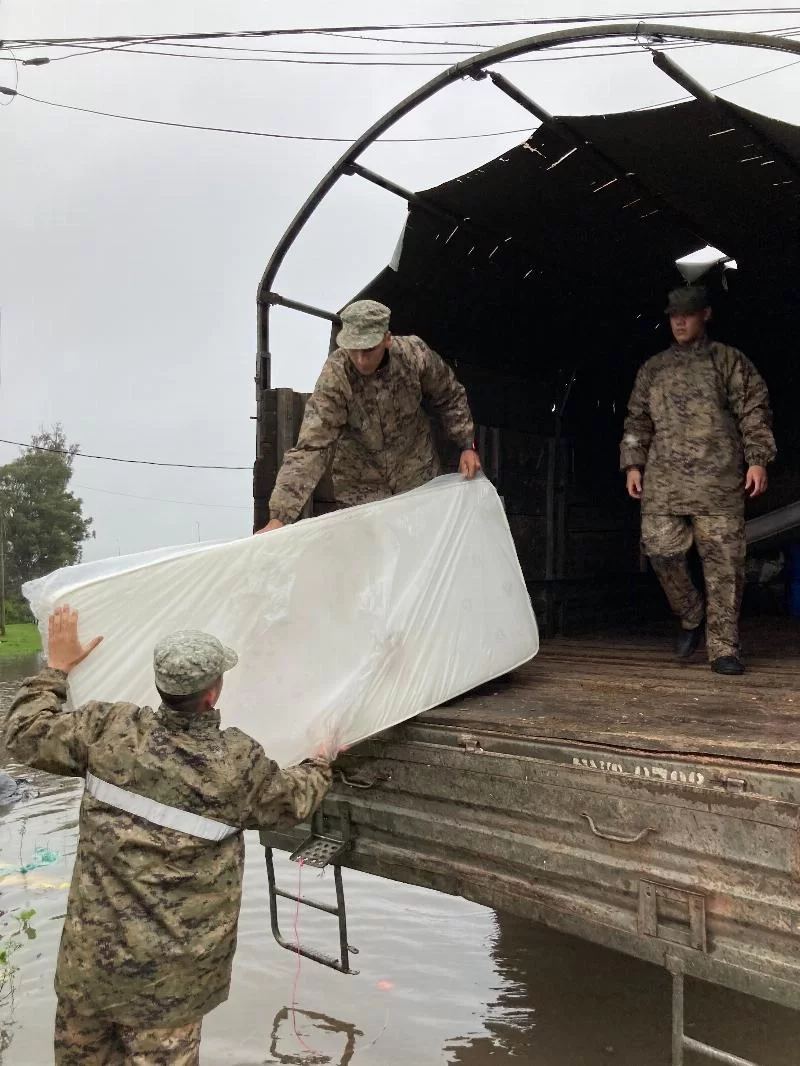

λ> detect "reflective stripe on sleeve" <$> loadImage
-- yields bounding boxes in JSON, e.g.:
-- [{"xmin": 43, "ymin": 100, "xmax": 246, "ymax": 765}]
[{"xmin": 85, "ymin": 771, "xmax": 239, "ymax": 842}]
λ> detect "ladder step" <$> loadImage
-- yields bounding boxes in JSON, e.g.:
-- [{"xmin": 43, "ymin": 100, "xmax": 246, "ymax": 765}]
[
  {"xmin": 290, "ymin": 834, "xmax": 349, "ymax": 867},
  {"xmin": 273, "ymin": 886, "xmax": 339, "ymax": 917},
  {"xmin": 264, "ymin": 839, "xmax": 359, "ymax": 975}
]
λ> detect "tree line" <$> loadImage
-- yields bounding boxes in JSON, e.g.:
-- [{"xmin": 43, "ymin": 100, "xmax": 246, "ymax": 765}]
[{"xmin": 0, "ymin": 426, "xmax": 92, "ymax": 622}]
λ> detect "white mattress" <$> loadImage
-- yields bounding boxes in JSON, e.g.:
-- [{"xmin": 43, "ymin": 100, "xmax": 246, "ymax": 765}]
[{"xmin": 24, "ymin": 474, "xmax": 539, "ymax": 766}]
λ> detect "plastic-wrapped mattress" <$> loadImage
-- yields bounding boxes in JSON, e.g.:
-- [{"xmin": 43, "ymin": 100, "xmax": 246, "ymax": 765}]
[{"xmin": 24, "ymin": 474, "xmax": 538, "ymax": 765}]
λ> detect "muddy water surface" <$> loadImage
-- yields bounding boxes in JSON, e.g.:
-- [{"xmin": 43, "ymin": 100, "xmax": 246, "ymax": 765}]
[{"xmin": 1, "ymin": 659, "xmax": 798, "ymax": 1065}]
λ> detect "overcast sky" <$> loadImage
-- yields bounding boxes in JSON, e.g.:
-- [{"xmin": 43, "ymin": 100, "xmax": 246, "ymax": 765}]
[{"xmin": 2, "ymin": 1, "xmax": 799, "ymax": 562}]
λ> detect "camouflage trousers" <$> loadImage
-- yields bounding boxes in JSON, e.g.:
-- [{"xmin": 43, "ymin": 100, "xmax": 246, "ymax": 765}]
[
  {"xmin": 641, "ymin": 513, "xmax": 745, "ymax": 661},
  {"xmin": 54, "ymin": 998, "xmax": 202, "ymax": 1066}
]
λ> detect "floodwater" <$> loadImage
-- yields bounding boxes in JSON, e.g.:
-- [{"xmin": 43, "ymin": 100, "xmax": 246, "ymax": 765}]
[{"xmin": 1, "ymin": 657, "xmax": 798, "ymax": 1066}]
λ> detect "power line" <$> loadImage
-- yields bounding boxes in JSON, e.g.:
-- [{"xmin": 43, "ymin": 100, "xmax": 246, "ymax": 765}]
[
  {"xmin": 269, "ymin": 31, "xmax": 494, "ymax": 49},
  {"xmin": 26, "ymin": 34, "xmax": 705, "ymax": 63},
  {"xmin": 6, "ymin": 10, "xmax": 800, "ymax": 48},
  {"xmin": 0, "ymin": 89, "xmax": 538, "ymax": 142},
  {"xmin": 150, "ymin": 36, "xmax": 669, "ymax": 52},
  {"xmin": 0, "ymin": 438, "xmax": 250, "ymax": 470},
  {"xmin": 7, "ymin": 22, "xmax": 800, "ymax": 70},
  {"xmin": 50, "ymin": 44, "xmax": 490, "ymax": 61},
  {"xmin": 3, "ymin": 50, "xmax": 799, "ymax": 143},
  {"xmin": 148, "ymin": 23, "xmax": 800, "ymax": 54},
  {"xmin": 640, "ymin": 53, "xmax": 800, "ymax": 107},
  {"xmin": 0, "ymin": 31, "xmax": 716, "ymax": 56},
  {"xmin": 72, "ymin": 482, "xmax": 250, "ymax": 509},
  {"xmin": 715, "ymin": 52, "xmax": 800, "ymax": 86},
  {"xmin": 35, "ymin": 41, "xmax": 473, "ymax": 66},
  {"xmin": 7, "ymin": 28, "xmax": 716, "ymax": 67},
  {"xmin": 39, "ymin": 43, "xmax": 696, "ymax": 67},
  {"xmin": 37, "ymin": 39, "xmax": 707, "ymax": 67}
]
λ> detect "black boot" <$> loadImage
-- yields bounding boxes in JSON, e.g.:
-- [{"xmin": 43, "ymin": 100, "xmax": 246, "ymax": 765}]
[
  {"xmin": 711, "ymin": 656, "xmax": 746, "ymax": 676},
  {"xmin": 675, "ymin": 620, "xmax": 704, "ymax": 660}
]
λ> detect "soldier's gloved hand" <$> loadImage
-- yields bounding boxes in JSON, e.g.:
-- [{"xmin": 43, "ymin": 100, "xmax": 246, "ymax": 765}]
[
  {"xmin": 459, "ymin": 449, "xmax": 481, "ymax": 480},
  {"xmin": 256, "ymin": 519, "xmax": 284, "ymax": 534},
  {"xmin": 47, "ymin": 605, "xmax": 104, "ymax": 674},
  {"xmin": 745, "ymin": 465, "xmax": 768, "ymax": 498},
  {"xmin": 626, "ymin": 468, "xmax": 643, "ymax": 499}
]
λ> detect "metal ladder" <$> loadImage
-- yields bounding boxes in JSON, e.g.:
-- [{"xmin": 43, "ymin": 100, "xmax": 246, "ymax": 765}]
[
  {"xmin": 264, "ymin": 805, "xmax": 359, "ymax": 975},
  {"xmin": 668, "ymin": 957, "xmax": 763, "ymax": 1066}
]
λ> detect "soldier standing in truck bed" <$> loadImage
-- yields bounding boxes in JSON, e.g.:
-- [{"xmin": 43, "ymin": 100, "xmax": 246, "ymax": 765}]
[
  {"xmin": 620, "ymin": 285, "xmax": 776, "ymax": 675},
  {"xmin": 258, "ymin": 299, "xmax": 480, "ymax": 532}
]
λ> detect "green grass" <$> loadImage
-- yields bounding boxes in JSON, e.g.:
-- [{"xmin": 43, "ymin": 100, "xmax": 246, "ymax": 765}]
[{"xmin": 0, "ymin": 624, "xmax": 41, "ymax": 659}]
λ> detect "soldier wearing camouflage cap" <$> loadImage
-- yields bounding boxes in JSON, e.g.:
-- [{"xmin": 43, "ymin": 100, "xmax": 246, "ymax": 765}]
[
  {"xmin": 620, "ymin": 285, "xmax": 776, "ymax": 675},
  {"xmin": 259, "ymin": 299, "xmax": 480, "ymax": 532},
  {"xmin": 153, "ymin": 629, "xmax": 238, "ymax": 695},
  {"xmin": 4, "ymin": 605, "xmax": 334, "ymax": 1065}
]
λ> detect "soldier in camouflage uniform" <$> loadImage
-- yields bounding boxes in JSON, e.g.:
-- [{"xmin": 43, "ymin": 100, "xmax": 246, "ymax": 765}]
[
  {"xmin": 259, "ymin": 299, "xmax": 479, "ymax": 532},
  {"xmin": 4, "ymin": 606, "xmax": 333, "ymax": 1065},
  {"xmin": 620, "ymin": 286, "xmax": 776, "ymax": 675}
]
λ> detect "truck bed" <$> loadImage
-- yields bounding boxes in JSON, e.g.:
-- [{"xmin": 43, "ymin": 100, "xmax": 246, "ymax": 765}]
[
  {"xmin": 426, "ymin": 617, "xmax": 800, "ymax": 765},
  {"xmin": 261, "ymin": 616, "xmax": 800, "ymax": 1012}
]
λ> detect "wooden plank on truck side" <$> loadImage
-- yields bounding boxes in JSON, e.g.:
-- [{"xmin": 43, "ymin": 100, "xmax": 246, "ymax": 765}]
[
  {"xmin": 275, "ymin": 388, "xmax": 296, "ymax": 468},
  {"xmin": 253, "ymin": 390, "xmax": 279, "ymax": 531}
]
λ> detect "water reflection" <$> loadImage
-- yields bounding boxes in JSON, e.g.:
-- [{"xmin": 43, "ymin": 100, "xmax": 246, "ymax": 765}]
[
  {"xmin": 0, "ymin": 657, "xmax": 40, "ymax": 685},
  {"xmin": 0, "ymin": 758, "xmax": 79, "ymax": 1066},
  {"xmin": 268, "ymin": 1007, "xmax": 363, "ymax": 1065},
  {"xmin": 448, "ymin": 911, "xmax": 800, "ymax": 1066}
]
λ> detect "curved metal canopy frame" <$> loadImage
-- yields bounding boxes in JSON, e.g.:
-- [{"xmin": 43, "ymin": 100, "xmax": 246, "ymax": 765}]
[
  {"xmin": 254, "ymin": 21, "xmax": 800, "ymax": 538},
  {"xmin": 257, "ymin": 20, "xmax": 800, "ymax": 392}
]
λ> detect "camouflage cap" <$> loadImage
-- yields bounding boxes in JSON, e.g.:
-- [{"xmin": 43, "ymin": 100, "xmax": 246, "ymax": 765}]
[
  {"xmin": 153, "ymin": 630, "xmax": 238, "ymax": 696},
  {"xmin": 336, "ymin": 300, "xmax": 391, "ymax": 350},
  {"xmin": 665, "ymin": 285, "xmax": 710, "ymax": 315}
]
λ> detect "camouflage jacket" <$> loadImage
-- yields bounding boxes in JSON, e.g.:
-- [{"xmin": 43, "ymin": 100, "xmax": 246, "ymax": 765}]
[
  {"xmin": 3, "ymin": 668, "xmax": 332, "ymax": 1028},
  {"xmin": 620, "ymin": 339, "xmax": 776, "ymax": 515},
  {"xmin": 269, "ymin": 335, "xmax": 474, "ymax": 524}
]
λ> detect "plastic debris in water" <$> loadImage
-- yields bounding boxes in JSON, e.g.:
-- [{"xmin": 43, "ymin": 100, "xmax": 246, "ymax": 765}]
[
  {"xmin": 0, "ymin": 845, "xmax": 61, "ymax": 877},
  {"xmin": 0, "ymin": 770, "xmax": 18, "ymax": 803},
  {"xmin": 0, "ymin": 876, "xmax": 70, "ymax": 890},
  {"xmin": 0, "ymin": 770, "xmax": 37, "ymax": 806}
]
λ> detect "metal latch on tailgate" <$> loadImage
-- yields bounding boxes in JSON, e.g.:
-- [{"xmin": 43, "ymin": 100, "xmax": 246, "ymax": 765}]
[
  {"xmin": 458, "ymin": 734, "xmax": 484, "ymax": 753},
  {"xmin": 639, "ymin": 880, "xmax": 707, "ymax": 953}
]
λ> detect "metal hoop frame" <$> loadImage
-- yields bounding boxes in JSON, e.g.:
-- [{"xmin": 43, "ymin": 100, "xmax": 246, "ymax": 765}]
[{"xmin": 256, "ymin": 21, "xmax": 800, "ymax": 394}]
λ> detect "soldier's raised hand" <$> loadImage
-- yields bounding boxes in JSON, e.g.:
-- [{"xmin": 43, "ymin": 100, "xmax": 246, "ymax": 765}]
[{"xmin": 47, "ymin": 605, "xmax": 103, "ymax": 674}]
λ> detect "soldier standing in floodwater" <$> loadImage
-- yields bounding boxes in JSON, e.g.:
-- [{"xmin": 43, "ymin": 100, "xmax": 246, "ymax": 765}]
[
  {"xmin": 620, "ymin": 285, "xmax": 776, "ymax": 676},
  {"xmin": 4, "ymin": 607, "xmax": 333, "ymax": 1065},
  {"xmin": 258, "ymin": 299, "xmax": 479, "ymax": 532}
]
